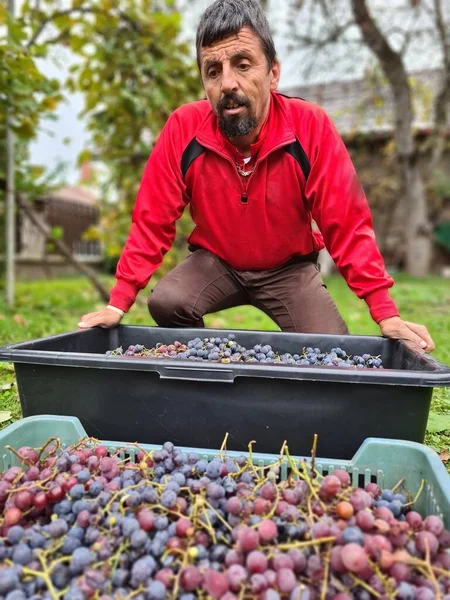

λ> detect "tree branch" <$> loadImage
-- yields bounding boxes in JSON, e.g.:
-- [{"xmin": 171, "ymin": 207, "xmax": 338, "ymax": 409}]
[
  {"xmin": 428, "ymin": 0, "xmax": 450, "ymax": 171},
  {"xmin": 25, "ymin": 6, "xmax": 140, "ymax": 49},
  {"xmin": 350, "ymin": 0, "xmax": 414, "ymax": 157},
  {"xmin": 293, "ymin": 19, "xmax": 355, "ymax": 49}
]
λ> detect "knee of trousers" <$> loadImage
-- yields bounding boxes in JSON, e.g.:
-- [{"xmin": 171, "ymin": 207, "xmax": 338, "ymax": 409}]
[{"xmin": 147, "ymin": 287, "xmax": 196, "ymax": 326}]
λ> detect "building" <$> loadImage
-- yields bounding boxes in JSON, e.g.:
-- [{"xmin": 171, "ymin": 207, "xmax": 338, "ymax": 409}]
[{"xmin": 16, "ymin": 185, "xmax": 102, "ymax": 279}]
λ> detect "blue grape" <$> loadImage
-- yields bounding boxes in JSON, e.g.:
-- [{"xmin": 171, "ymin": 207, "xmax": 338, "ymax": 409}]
[
  {"xmin": 7, "ymin": 526, "xmax": 25, "ymax": 545},
  {"xmin": 130, "ymin": 530, "xmax": 148, "ymax": 549},
  {"xmin": 88, "ymin": 481, "xmax": 103, "ymax": 497},
  {"xmin": 155, "ymin": 515, "xmax": 169, "ymax": 530},
  {"xmin": 121, "ymin": 517, "xmax": 140, "ymax": 537},
  {"xmin": 69, "ymin": 484, "xmax": 85, "ymax": 500},
  {"xmin": 160, "ymin": 490, "xmax": 177, "ymax": 509},
  {"xmin": 112, "ymin": 568, "xmax": 129, "ymax": 587},
  {"xmin": 12, "ymin": 543, "xmax": 32, "ymax": 566},
  {"xmin": 63, "ymin": 587, "xmax": 86, "ymax": 600},
  {"xmin": 147, "ymin": 581, "xmax": 166, "ymax": 600},
  {"xmin": 69, "ymin": 547, "xmax": 91, "ymax": 574},
  {"xmin": 5, "ymin": 591, "xmax": 26, "ymax": 600},
  {"xmin": 0, "ymin": 569, "xmax": 19, "ymax": 595},
  {"xmin": 51, "ymin": 565, "xmax": 70, "ymax": 589},
  {"xmin": 341, "ymin": 526, "xmax": 364, "ymax": 546},
  {"xmin": 76, "ymin": 469, "xmax": 90, "ymax": 483},
  {"xmin": 61, "ymin": 536, "xmax": 81, "ymax": 555},
  {"xmin": 139, "ymin": 486, "xmax": 156, "ymax": 504},
  {"xmin": 381, "ymin": 489, "xmax": 395, "ymax": 502},
  {"xmin": 131, "ymin": 556, "xmax": 156, "ymax": 584}
]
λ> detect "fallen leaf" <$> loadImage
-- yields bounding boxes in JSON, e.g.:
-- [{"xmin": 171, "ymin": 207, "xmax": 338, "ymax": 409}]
[
  {"xmin": 13, "ymin": 314, "xmax": 27, "ymax": 326},
  {"xmin": 440, "ymin": 450, "xmax": 450, "ymax": 463},
  {"xmin": 233, "ymin": 314, "xmax": 244, "ymax": 323},
  {"xmin": 1, "ymin": 383, "xmax": 14, "ymax": 391},
  {"xmin": 0, "ymin": 411, "xmax": 12, "ymax": 424},
  {"xmin": 210, "ymin": 318, "xmax": 225, "ymax": 328}
]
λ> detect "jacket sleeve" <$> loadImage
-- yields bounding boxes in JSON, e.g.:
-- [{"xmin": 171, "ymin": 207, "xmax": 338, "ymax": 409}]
[
  {"xmin": 305, "ymin": 110, "xmax": 399, "ymax": 324},
  {"xmin": 109, "ymin": 112, "xmax": 189, "ymax": 312}
]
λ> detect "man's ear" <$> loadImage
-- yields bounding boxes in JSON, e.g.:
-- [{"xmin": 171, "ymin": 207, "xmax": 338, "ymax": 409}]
[{"xmin": 270, "ymin": 59, "xmax": 281, "ymax": 91}]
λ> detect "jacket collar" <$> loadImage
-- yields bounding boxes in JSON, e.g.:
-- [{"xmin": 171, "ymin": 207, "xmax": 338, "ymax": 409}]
[{"xmin": 196, "ymin": 92, "xmax": 296, "ymax": 161}]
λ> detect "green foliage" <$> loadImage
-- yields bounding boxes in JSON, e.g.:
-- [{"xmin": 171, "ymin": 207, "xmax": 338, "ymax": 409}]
[
  {"xmin": 0, "ymin": 8, "xmax": 65, "ymax": 279},
  {"xmin": 0, "ymin": 5, "xmax": 63, "ymax": 177},
  {"xmin": 40, "ymin": 0, "xmax": 204, "ymax": 273},
  {"xmin": 1, "ymin": 0, "xmax": 202, "ymax": 283}
]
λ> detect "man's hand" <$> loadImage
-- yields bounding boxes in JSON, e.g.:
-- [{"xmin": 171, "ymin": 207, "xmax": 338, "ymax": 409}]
[
  {"xmin": 379, "ymin": 316, "xmax": 435, "ymax": 353},
  {"xmin": 78, "ymin": 307, "xmax": 123, "ymax": 330}
]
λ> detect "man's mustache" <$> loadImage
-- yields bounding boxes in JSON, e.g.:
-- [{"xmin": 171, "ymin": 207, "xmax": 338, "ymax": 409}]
[{"xmin": 217, "ymin": 93, "xmax": 250, "ymax": 112}]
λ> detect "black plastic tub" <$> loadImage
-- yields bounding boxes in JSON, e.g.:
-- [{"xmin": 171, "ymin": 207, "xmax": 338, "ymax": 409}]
[{"xmin": 0, "ymin": 326, "xmax": 449, "ymax": 459}]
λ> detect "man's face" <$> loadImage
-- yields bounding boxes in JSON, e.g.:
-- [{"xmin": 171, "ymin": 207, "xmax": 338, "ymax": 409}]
[{"xmin": 200, "ymin": 27, "xmax": 280, "ymax": 140}]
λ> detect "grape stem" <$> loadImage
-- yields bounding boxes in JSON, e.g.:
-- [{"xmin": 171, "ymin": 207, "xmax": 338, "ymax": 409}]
[
  {"xmin": 38, "ymin": 437, "xmax": 61, "ymax": 461},
  {"xmin": 349, "ymin": 574, "xmax": 381, "ymax": 598},
  {"xmin": 277, "ymin": 536, "xmax": 336, "ymax": 550},
  {"xmin": 423, "ymin": 538, "xmax": 442, "ymax": 599},
  {"xmin": 124, "ymin": 584, "xmax": 146, "ymax": 599},
  {"xmin": 4, "ymin": 445, "xmax": 34, "ymax": 467},
  {"xmin": 204, "ymin": 498, "xmax": 233, "ymax": 532},
  {"xmin": 311, "ymin": 433, "xmax": 318, "ymax": 479},
  {"xmin": 320, "ymin": 545, "xmax": 331, "ymax": 600},
  {"xmin": 219, "ymin": 432, "xmax": 229, "ymax": 456},
  {"xmin": 390, "ymin": 477, "xmax": 405, "ymax": 493},
  {"xmin": 403, "ymin": 478, "xmax": 425, "ymax": 508},
  {"xmin": 247, "ymin": 440, "xmax": 261, "ymax": 481},
  {"xmin": 369, "ymin": 559, "xmax": 397, "ymax": 599}
]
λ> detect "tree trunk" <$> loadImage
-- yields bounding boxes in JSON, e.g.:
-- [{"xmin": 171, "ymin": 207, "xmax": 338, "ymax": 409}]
[
  {"xmin": 400, "ymin": 158, "xmax": 433, "ymax": 275},
  {"xmin": 428, "ymin": 0, "xmax": 450, "ymax": 174},
  {"xmin": 351, "ymin": 0, "xmax": 432, "ymax": 276},
  {"xmin": 17, "ymin": 195, "xmax": 110, "ymax": 302}
]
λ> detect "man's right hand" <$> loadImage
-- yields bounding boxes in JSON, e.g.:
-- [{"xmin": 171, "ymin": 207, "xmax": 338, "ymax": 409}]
[{"xmin": 78, "ymin": 307, "xmax": 123, "ymax": 329}]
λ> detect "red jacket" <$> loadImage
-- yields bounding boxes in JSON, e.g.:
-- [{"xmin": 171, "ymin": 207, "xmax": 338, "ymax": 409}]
[{"xmin": 110, "ymin": 91, "xmax": 399, "ymax": 323}]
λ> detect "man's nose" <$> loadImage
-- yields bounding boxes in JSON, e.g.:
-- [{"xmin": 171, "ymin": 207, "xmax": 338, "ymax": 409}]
[{"xmin": 220, "ymin": 64, "xmax": 238, "ymax": 94}]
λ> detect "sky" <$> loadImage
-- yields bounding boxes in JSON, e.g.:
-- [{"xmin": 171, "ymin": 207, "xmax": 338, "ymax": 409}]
[{"xmin": 28, "ymin": 0, "xmax": 447, "ymax": 185}]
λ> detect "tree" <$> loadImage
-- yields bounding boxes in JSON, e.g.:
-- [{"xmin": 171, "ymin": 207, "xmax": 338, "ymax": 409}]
[
  {"xmin": 284, "ymin": 0, "xmax": 450, "ymax": 275},
  {"xmin": 2, "ymin": 0, "xmax": 202, "ymax": 294},
  {"xmin": 0, "ymin": 4, "xmax": 64, "ymax": 254},
  {"xmin": 33, "ymin": 0, "xmax": 202, "ymax": 275}
]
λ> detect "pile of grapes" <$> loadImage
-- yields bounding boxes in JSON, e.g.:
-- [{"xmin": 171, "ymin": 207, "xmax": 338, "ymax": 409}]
[
  {"xmin": 107, "ymin": 334, "xmax": 383, "ymax": 369},
  {"xmin": 0, "ymin": 437, "xmax": 449, "ymax": 600}
]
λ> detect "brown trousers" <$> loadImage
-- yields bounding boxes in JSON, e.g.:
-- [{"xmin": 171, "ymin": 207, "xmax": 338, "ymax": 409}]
[{"xmin": 148, "ymin": 249, "xmax": 348, "ymax": 334}]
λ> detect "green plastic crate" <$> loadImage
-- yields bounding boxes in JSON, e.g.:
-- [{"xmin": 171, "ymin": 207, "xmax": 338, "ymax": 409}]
[
  {"xmin": 0, "ymin": 414, "xmax": 85, "ymax": 471},
  {"xmin": 1, "ymin": 415, "xmax": 449, "ymax": 527}
]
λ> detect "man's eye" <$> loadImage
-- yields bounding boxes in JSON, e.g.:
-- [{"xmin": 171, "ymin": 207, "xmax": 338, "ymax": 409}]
[
  {"xmin": 208, "ymin": 69, "xmax": 219, "ymax": 78},
  {"xmin": 238, "ymin": 63, "xmax": 250, "ymax": 71}
]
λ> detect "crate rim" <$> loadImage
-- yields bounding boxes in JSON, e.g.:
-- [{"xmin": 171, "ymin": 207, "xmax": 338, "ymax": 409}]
[
  {"xmin": 3, "ymin": 414, "xmax": 449, "ymax": 471},
  {"xmin": 1, "ymin": 326, "xmax": 449, "ymax": 387}
]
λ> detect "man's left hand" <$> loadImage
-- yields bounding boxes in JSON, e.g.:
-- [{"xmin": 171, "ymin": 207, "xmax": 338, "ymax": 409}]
[{"xmin": 379, "ymin": 316, "xmax": 435, "ymax": 353}]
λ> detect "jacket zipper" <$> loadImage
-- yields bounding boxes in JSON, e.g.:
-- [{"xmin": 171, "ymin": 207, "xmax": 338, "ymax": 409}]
[{"xmin": 197, "ymin": 139, "xmax": 296, "ymax": 204}]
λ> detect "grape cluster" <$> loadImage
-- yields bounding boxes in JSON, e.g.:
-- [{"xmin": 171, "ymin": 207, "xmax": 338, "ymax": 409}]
[
  {"xmin": 107, "ymin": 334, "xmax": 383, "ymax": 369},
  {"xmin": 0, "ymin": 437, "xmax": 449, "ymax": 600}
]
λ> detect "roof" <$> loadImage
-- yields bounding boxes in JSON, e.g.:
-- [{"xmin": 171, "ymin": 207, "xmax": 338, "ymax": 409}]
[
  {"xmin": 46, "ymin": 185, "xmax": 98, "ymax": 206},
  {"xmin": 280, "ymin": 68, "xmax": 446, "ymax": 137}
]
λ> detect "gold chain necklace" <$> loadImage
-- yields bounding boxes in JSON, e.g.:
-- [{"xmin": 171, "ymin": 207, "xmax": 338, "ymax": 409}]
[{"xmin": 235, "ymin": 162, "xmax": 255, "ymax": 177}]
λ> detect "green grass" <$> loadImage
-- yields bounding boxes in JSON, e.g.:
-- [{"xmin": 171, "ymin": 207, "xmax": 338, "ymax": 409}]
[{"xmin": 0, "ymin": 273, "xmax": 449, "ymax": 462}]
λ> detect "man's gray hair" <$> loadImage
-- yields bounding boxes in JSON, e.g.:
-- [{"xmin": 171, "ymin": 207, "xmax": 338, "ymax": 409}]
[{"xmin": 196, "ymin": 0, "xmax": 276, "ymax": 72}]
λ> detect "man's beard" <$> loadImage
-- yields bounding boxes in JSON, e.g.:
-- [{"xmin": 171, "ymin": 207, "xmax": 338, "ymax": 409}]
[{"xmin": 217, "ymin": 93, "xmax": 257, "ymax": 139}]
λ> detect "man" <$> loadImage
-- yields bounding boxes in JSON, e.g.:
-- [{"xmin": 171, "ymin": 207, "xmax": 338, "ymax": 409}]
[{"xmin": 79, "ymin": 0, "xmax": 434, "ymax": 352}]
